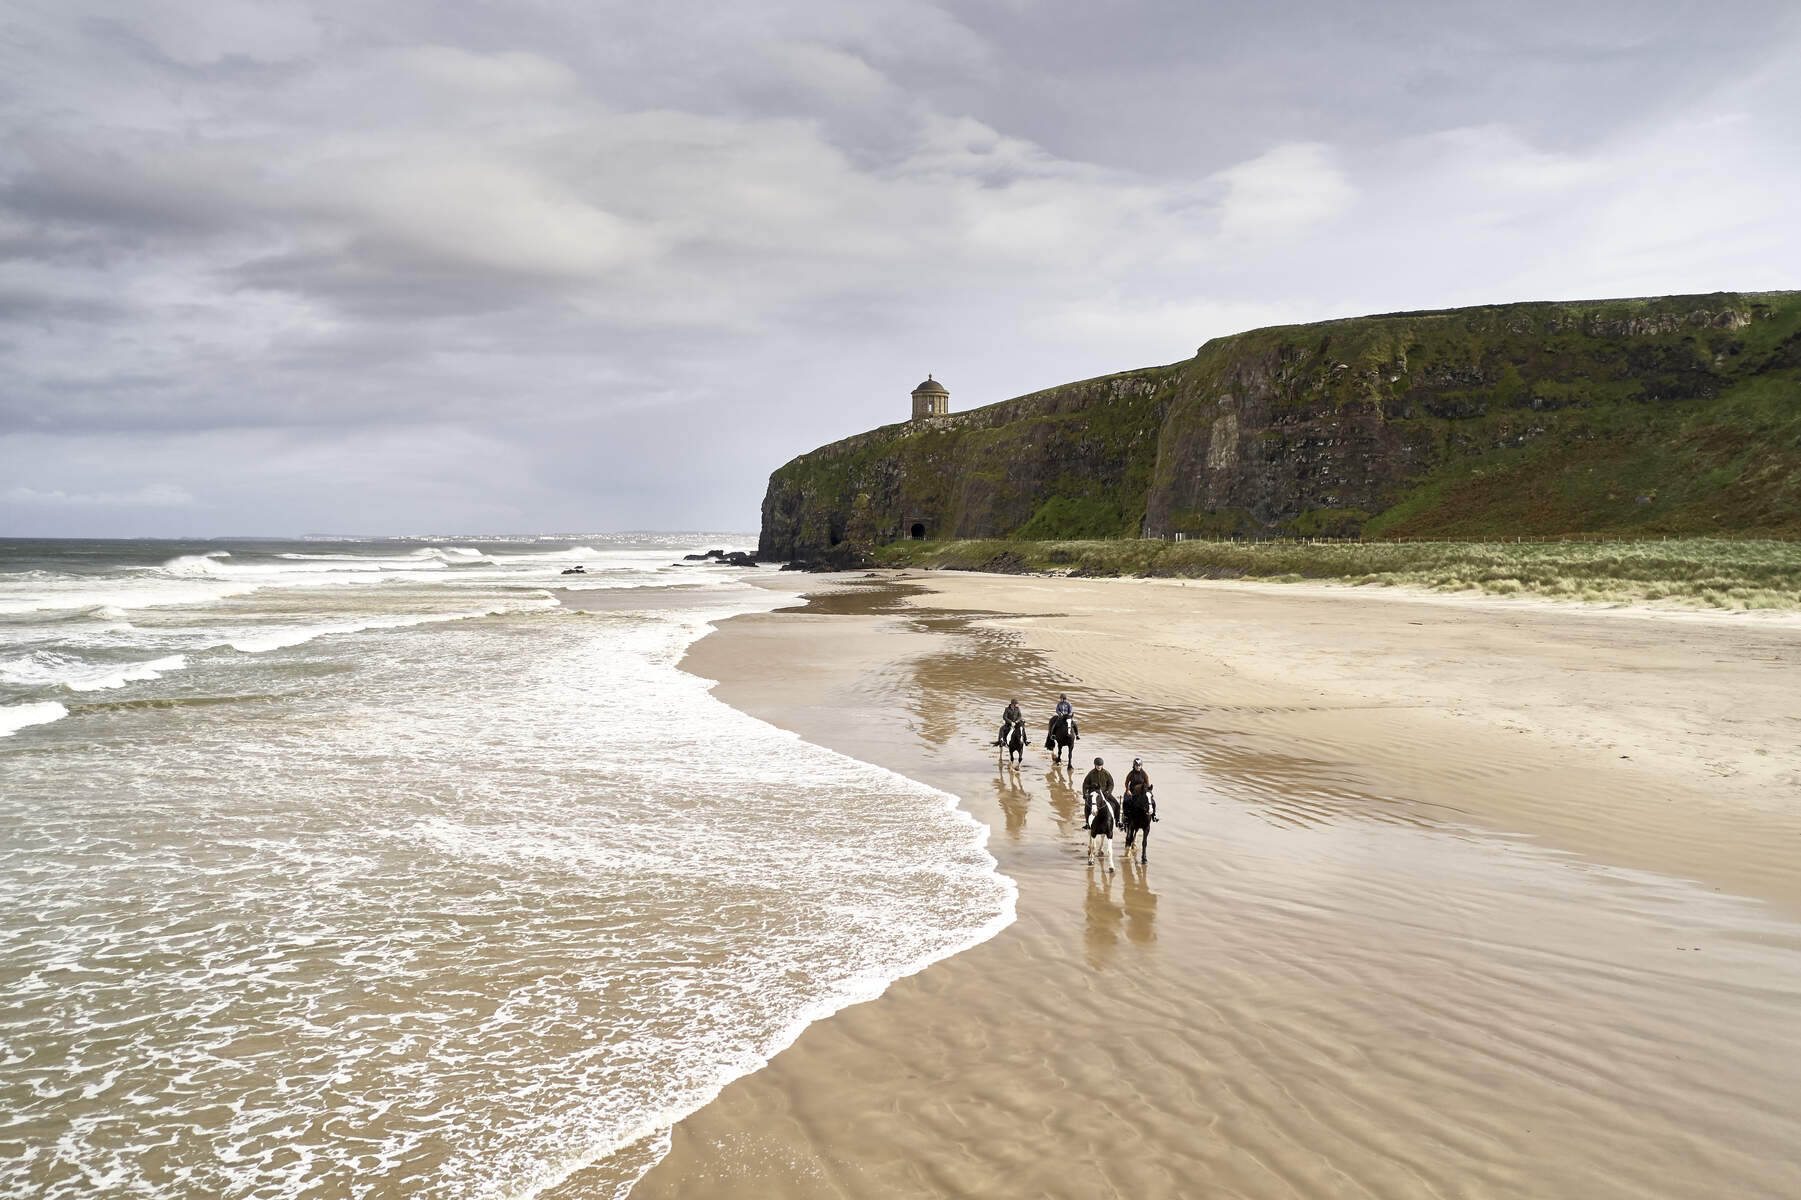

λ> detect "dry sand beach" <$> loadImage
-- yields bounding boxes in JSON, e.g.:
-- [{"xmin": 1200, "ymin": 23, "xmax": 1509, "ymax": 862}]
[{"xmin": 597, "ymin": 572, "xmax": 1801, "ymax": 1200}]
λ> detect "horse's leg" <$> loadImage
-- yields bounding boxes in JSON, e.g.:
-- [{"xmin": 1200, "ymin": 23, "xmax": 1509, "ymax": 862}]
[{"xmin": 1139, "ymin": 821, "xmax": 1150, "ymax": 864}]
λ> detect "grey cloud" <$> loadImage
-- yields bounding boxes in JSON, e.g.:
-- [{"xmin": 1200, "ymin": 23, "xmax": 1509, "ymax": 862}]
[
  {"xmin": 227, "ymin": 243, "xmax": 587, "ymax": 319},
  {"xmin": 0, "ymin": 283, "xmax": 125, "ymax": 324},
  {"xmin": 2, "ymin": 0, "xmax": 1798, "ymax": 535},
  {"xmin": 6, "ymin": 483, "xmax": 196, "ymax": 508}
]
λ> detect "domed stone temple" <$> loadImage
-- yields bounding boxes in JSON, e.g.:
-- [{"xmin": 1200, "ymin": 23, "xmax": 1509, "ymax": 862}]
[{"xmin": 910, "ymin": 375, "xmax": 949, "ymax": 419}]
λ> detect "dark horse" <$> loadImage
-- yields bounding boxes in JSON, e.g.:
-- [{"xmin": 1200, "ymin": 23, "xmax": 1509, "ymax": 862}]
[
  {"xmin": 1044, "ymin": 713, "xmax": 1079, "ymax": 766},
  {"xmin": 1122, "ymin": 790, "xmax": 1155, "ymax": 864},
  {"xmin": 998, "ymin": 719, "xmax": 1027, "ymax": 767}
]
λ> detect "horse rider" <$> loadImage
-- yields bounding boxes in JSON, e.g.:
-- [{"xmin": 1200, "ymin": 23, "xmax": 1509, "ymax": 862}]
[
  {"xmin": 994, "ymin": 697, "xmax": 1023, "ymax": 747},
  {"xmin": 1123, "ymin": 757, "xmax": 1153, "ymax": 807},
  {"xmin": 1121, "ymin": 757, "xmax": 1158, "ymax": 860},
  {"xmin": 1046, "ymin": 692, "xmax": 1077, "ymax": 752},
  {"xmin": 1081, "ymin": 756, "xmax": 1114, "ymax": 827}
]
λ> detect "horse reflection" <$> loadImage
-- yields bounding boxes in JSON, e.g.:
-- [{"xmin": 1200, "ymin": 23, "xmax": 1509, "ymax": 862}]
[
  {"xmin": 1120, "ymin": 859, "xmax": 1159, "ymax": 944},
  {"xmin": 1043, "ymin": 768, "xmax": 1080, "ymax": 835},
  {"xmin": 1083, "ymin": 865, "xmax": 1125, "ymax": 969},
  {"xmin": 993, "ymin": 770, "xmax": 1030, "ymax": 838}
]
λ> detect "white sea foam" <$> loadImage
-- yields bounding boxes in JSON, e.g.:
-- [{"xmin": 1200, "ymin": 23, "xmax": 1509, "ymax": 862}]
[
  {"xmin": 0, "ymin": 651, "xmax": 188, "ymax": 691},
  {"xmin": 0, "ymin": 700, "xmax": 68, "ymax": 736},
  {"xmin": 223, "ymin": 603, "xmax": 555, "ymax": 654},
  {"xmin": 0, "ymin": 579, "xmax": 263, "ymax": 616},
  {"xmin": 486, "ymin": 544, "xmax": 605, "ymax": 563},
  {"xmin": 274, "ymin": 547, "xmax": 495, "ymax": 567},
  {"xmin": 164, "ymin": 552, "xmax": 449, "ymax": 576},
  {"xmin": 555, "ymin": 578, "xmax": 709, "ymax": 591},
  {"xmin": 0, "ymin": 536, "xmax": 1005, "ymax": 1200}
]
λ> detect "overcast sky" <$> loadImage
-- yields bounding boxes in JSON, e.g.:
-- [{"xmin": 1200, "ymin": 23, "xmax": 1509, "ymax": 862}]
[{"xmin": 3, "ymin": 1, "xmax": 1798, "ymax": 536}]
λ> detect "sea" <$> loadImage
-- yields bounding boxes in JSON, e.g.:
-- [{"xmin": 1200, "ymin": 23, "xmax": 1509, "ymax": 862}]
[{"xmin": 0, "ymin": 536, "xmax": 1015, "ymax": 1199}]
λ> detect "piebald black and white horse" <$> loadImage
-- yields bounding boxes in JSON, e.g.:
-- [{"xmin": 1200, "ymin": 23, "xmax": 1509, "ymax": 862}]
[
  {"xmin": 1044, "ymin": 713, "xmax": 1079, "ymax": 766},
  {"xmin": 1084, "ymin": 790, "xmax": 1120, "ymax": 872},
  {"xmin": 998, "ymin": 719, "xmax": 1027, "ymax": 767}
]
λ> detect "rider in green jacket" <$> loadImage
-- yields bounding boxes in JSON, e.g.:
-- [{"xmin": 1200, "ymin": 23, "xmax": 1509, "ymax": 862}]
[
  {"xmin": 995, "ymin": 698, "xmax": 1023, "ymax": 746},
  {"xmin": 1081, "ymin": 757, "xmax": 1114, "ymax": 826}
]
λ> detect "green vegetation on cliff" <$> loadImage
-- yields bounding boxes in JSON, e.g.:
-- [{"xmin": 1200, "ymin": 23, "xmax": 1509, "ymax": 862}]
[
  {"xmin": 759, "ymin": 291, "xmax": 1801, "ymax": 565},
  {"xmin": 872, "ymin": 537, "xmax": 1801, "ymax": 611}
]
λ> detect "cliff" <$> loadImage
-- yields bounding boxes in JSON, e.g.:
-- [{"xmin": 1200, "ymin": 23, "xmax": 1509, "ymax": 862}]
[{"xmin": 758, "ymin": 292, "xmax": 1801, "ymax": 562}]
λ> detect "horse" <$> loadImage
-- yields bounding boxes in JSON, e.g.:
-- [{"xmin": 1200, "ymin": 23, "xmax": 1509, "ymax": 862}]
[
  {"xmin": 1122, "ymin": 790, "xmax": 1155, "ymax": 865},
  {"xmin": 1084, "ymin": 790, "xmax": 1119, "ymax": 873},
  {"xmin": 1044, "ymin": 713, "xmax": 1079, "ymax": 766},
  {"xmin": 998, "ymin": 719, "xmax": 1027, "ymax": 767}
]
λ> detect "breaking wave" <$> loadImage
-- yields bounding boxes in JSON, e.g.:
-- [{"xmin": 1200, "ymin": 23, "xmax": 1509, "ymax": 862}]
[{"xmin": 0, "ymin": 700, "xmax": 68, "ymax": 737}]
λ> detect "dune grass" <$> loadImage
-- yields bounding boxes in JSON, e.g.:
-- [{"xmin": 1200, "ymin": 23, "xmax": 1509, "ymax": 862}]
[{"xmin": 872, "ymin": 538, "xmax": 1801, "ymax": 611}]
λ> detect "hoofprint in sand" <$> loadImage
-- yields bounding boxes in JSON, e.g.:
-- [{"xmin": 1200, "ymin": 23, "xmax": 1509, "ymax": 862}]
[{"xmin": 611, "ymin": 571, "xmax": 1801, "ymax": 1200}]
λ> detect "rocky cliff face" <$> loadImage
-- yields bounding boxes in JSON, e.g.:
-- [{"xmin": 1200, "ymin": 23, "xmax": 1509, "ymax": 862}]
[{"xmin": 759, "ymin": 292, "xmax": 1801, "ymax": 561}]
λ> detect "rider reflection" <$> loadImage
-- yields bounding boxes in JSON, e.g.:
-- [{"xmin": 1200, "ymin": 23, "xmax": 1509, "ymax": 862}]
[
  {"xmin": 1120, "ymin": 859, "xmax": 1158, "ymax": 944},
  {"xmin": 1083, "ymin": 865, "xmax": 1125, "ymax": 969},
  {"xmin": 993, "ymin": 770, "xmax": 1029, "ymax": 838},
  {"xmin": 1043, "ymin": 767, "xmax": 1079, "ymax": 834}
]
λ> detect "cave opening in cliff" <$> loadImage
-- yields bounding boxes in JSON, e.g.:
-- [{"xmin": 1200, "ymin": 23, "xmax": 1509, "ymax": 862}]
[{"xmin": 910, "ymin": 523, "xmax": 925, "ymax": 539}]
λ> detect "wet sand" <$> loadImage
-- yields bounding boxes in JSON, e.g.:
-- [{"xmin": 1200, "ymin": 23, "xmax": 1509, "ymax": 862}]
[{"xmin": 612, "ymin": 573, "xmax": 1801, "ymax": 1199}]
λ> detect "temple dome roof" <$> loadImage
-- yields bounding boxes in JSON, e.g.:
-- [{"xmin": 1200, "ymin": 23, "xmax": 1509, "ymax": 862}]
[{"xmin": 911, "ymin": 376, "xmax": 948, "ymax": 394}]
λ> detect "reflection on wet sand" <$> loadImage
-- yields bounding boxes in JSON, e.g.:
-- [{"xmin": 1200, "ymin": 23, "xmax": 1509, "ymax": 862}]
[
  {"xmin": 1080, "ymin": 857, "xmax": 1158, "ymax": 966},
  {"xmin": 1042, "ymin": 767, "xmax": 1080, "ymax": 835},
  {"xmin": 992, "ymin": 766, "xmax": 1029, "ymax": 838},
  {"xmin": 790, "ymin": 582, "xmax": 1435, "ymax": 840},
  {"xmin": 1120, "ymin": 859, "xmax": 1158, "ymax": 944},
  {"xmin": 641, "ymin": 576, "xmax": 1801, "ymax": 1200},
  {"xmin": 1083, "ymin": 864, "xmax": 1124, "ymax": 969}
]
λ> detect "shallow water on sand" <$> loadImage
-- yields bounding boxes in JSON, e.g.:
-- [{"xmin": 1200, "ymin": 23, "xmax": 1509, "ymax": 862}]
[
  {"xmin": 638, "ymin": 580, "xmax": 1801, "ymax": 1200},
  {"xmin": 0, "ymin": 541, "xmax": 1013, "ymax": 1199}
]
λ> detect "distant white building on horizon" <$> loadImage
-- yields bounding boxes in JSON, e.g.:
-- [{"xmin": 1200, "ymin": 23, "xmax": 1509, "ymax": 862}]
[{"xmin": 910, "ymin": 375, "xmax": 949, "ymax": 420}]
